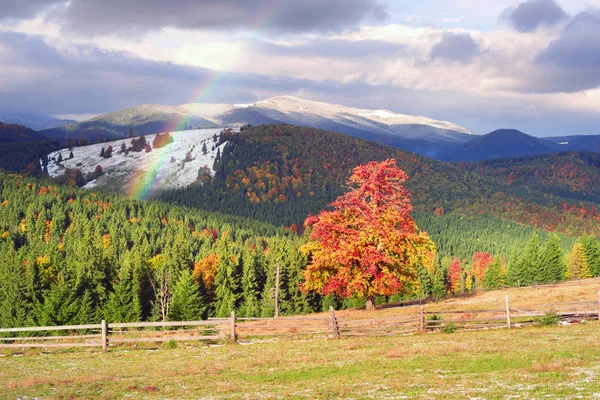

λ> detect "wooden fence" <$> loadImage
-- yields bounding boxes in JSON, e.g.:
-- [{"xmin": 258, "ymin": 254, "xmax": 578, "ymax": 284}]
[{"xmin": 1, "ymin": 291, "xmax": 599, "ymax": 351}]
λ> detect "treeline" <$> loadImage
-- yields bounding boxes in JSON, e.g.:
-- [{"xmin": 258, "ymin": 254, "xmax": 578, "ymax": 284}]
[{"xmin": 425, "ymin": 232, "xmax": 600, "ymax": 300}]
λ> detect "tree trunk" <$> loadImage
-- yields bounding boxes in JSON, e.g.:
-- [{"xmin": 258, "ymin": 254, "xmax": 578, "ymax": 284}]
[{"xmin": 366, "ymin": 296, "xmax": 375, "ymax": 310}]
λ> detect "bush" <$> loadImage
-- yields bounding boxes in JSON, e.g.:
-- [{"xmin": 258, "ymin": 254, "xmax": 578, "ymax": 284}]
[
  {"xmin": 442, "ymin": 322, "xmax": 458, "ymax": 334},
  {"xmin": 164, "ymin": 339, "xmax": 179, "ymax": 349},
  {"xmin": 534, "ymin": 311, "xmax": 560, "ymax": 327}
]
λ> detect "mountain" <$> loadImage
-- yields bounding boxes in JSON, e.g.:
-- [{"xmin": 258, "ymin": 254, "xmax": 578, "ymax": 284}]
[
  {"xmin": 40, "ymin": 105, "xmax": 217, "ymax": 142},
  {"xmin": 0, "ymin": 121, "xmax": 46, "ymax": 143},
  {"xmin": 0, "ymin": 113, "xmax": 77, "ymax": 131},
  {"xmin": 40, "ymin": 96, "xmax": 475, "ymax": 154},
  {"xmin": 443, "ymin": 129, "xmax": 558, "ymax": 162},
  {"xmin": 543, "ymin": 135, "xmax": 600, "ymax": 153}
]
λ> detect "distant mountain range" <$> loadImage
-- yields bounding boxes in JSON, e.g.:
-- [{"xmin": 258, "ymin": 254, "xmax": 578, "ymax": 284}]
[
  {"xmin": 40, "ymin": 96, "xmax": 476, "ymax": 155},
  {"xmin": 0, "ymin": 113, "xmax": 76, "ymax": 131},
  {"xmin": 1, "ymin": 96, "xmax": 592, "ymax": 163}
]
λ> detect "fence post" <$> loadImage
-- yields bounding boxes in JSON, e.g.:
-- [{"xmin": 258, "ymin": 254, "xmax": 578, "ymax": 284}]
[
  {"xmin": 329, "ymin": 306, "xmax": 340, "ymax": 339},
  {"xmin": 274, "ymin": 263, "xmax": 280, "ymax": 318},
  {"xmin": 597, "ymin": 291, "xmax": 600, "ymax": 323},
  {"xmin": 231, "ymin": 311, "xmax": 236, "ymax": 343},
  {"xmin": 505, "ymin": 295, "xmax": 511, "ymax": 329},
  {"xmin": 419, "ymin": 305, "xmax": 425, "ymax": 332},
  {"xmin": 101, "ymin": 320, "xmax": 108, "ymax": 352}
]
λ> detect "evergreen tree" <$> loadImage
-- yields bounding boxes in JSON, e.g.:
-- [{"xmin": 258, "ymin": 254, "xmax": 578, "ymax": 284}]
[
  {"xmin": 580, "ymin": 236, "xmax": 600, "ymax": 277},
  {"xmin": 213, "ymin": 251, "xmax": 241, "ymax": 318},
  {"xmin": 505, "ymin": 245, "xmax": 521, "ymax": 286},
  {"xmin": 431, "ymin": 258, "xmax": 447, "ymax": 302},
  {"xmin": 202, "ymin": 142, "xmax": 208, "ymax": 155},
  {"xmin": 100, "ymin": 147, "xmax": 105, "ymax": 158},
  {"xmin": 541, "ymin": 234, "xmax": 564, "ymax": 283},
  {"xmin": 169, "ymin": 269, "xmax": 206, "ymax": 321},
  {"xmin": 567, "ymin": 242, "xmax": 591, "ymax": 279},
  {"xmin": 239, "ymin": 248, "xmax": 262, "ymax": 318},
  {"xmin": 103, "ymin": 266, "xmax": 142, "ymax": 323},
  {"xmin": 519, "ymin": 233, "xmax": 541, "ymax": 286},
  {"xmin": 482, "ymin": 260, "xmax": 503, "ymax": 289},
  {"xmin": 34, "ymin": 279, "xmax": 80, "ymax": 326}
]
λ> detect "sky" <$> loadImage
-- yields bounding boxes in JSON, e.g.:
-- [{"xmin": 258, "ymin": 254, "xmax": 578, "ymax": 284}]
[{"xmin": 0, "ymin": 0, "xmax": 600, "ymax": 136}]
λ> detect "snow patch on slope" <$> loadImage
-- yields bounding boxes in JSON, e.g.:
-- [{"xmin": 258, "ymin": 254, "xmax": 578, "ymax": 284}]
[{"xmin": 47, "ymin": 128, "xmax": 225, "ymax": 194}]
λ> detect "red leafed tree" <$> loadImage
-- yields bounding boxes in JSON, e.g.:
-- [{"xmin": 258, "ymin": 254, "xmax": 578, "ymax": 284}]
[
  {"xmin": 300, "ymin": 159, "xmax": 436, "ymax": 310},
  {"xmin": 447, "ymin": 258, "xmax": 462, "ymax": 294},
  {"xmin": 471, "ymin": 252, "xmax": 494, "ymax": 289}
]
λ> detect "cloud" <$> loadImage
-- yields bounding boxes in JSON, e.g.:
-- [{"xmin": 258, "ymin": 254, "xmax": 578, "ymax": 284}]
[
  {"xmin": 4, "ymin": 0, "xmax": 386, "ymax": 36},
  {"xmin": 251, "ymin": 38, "xmax": 407, "ymax": 59},
  {"xmin": 0, "ymin": 0, "xmax": 57, "ymax": 21},
  {"xmin": 0, "ymin": 32, "xmax": 330, "ymax": 115},
  {"xmin": 536, "ymin": 11, "xmax": 600, "ymax": 68},
  {"xmin": 501, "ymin": 0, "xmax": 568, "ymax": 32},
  {"xmin": 429, "ymin": 32, "xmax": 480, "ymax": 62}
]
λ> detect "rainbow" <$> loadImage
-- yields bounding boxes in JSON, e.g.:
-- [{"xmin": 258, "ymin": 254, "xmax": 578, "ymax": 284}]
[{"xmin": 125, "ymin": 2, "xmax": 283, "ymax": 200}]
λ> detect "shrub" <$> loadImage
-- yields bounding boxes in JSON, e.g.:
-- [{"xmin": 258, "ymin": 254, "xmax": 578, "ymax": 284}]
[
  {"xmin": 534, "ymin": 311, "xmax": 560, "ymax": 327},
  {"xmin": 442, "ymin": 322, "xmax": 458, "ymax": 334},
  {"xmin": 164, "ymin": 340, "xmax": 179, "ymax": 349}
]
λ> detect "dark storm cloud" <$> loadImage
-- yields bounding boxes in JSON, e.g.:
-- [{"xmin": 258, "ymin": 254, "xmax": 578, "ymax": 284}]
[
  {"xmin": 251, "ymin": 39, "xmax": 407, "ymax": 59},
  {"xmin": 501, "ymin": 0, "xmax": 568, "ymax": 33},
  {"xmin": 0, "ymin": 32, "xmax": 333, "ymax": 115},
  {"xmin": 2, "ymin": 0, "xmax": 386, "ymax": 35},
  {"xmin": 429, "ymin": 32, "xmax": 480, "ymax": 62},
  {"xmin": 0, "ymin": 0, "xmax": 57, "ymax": 21}
]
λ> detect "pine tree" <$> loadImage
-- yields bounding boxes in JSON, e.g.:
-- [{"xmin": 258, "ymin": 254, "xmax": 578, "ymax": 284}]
[
  {"xmin": 482, "ymin": 260, "xmax": 503, "ymax": 289},
  {"xmin": 103, "ymin": 266, "xmax": 142, "ymax": 323},
  {"xmin": 34, "ymin": 280, "xmax": 80, "ymax": 326},
  {"xmin": 567, "ymin": 242, "xmax": 591, "ymax": 279},
  {"xmin": 100, "ymin": 147, "xmax": 105, "ymax": 158},
  {"xmin": 431, "ymin": 258, "xmax": 447, "ymax": 302},
  {"xmin": 169, "ymin": 269, "xmax": 206, "ymax": 321},
  {"xmin": 202, "ymin": 142, "xmax": 208, "ymax": 155},
  {"xmin": 213, "ymin": 252, "xmax": 240, "ymax": 318},
  {"xmin": 505, "ymin": 245, "xmax": 521, "ymax": 286},
  {"xmin": 541, "ymin": 234, "xmax": 564, "ymax": 283},
  {"xmin": 580, "ymin": 236, "xmax": 600, "ymax": 277},
  {"xmin": 239, "ymin": 248, "xmax": 262, "ymax": 318},
  {"xmin": 519, "ymin": 233, "xmax": 541, "ymax": 286}
]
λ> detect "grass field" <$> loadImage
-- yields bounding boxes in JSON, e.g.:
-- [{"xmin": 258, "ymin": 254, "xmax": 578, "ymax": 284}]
[
  {"xmin": 2, "ymin": 280, "xmax": 600, "ymax": 399},
  {"xmin": 1, "ymin": 323, "xmax": 600, "ymax": 398}
]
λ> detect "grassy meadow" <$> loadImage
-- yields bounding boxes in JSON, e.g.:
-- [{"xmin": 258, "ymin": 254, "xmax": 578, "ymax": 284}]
[{"xmin": 2, "ymin": 279, "xmax": 600, "ymax": 399}]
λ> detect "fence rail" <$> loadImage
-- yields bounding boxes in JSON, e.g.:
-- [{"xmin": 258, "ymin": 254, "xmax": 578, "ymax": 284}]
[{"xmin": 1, "ymin": 290, "xmax": 599, "ymax": 351}]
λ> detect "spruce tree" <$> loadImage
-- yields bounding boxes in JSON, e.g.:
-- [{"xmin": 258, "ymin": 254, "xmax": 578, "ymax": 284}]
[
  {"xmin": 239, "ymin": 248, "xmax": 262, "ymax": 318},
  {"xmin": 519, "ymin": 233, "xmax": 541, "ymax": 286},
  {"xmin": 103, "ymin": 266, "xmax": 142, "ymax": 323},
  {"xmin": 580, "ymin": 236, "xmax": 600, "ymax": 277},
  {"xmin": 482, "ymin": 260, "xmax": 503, "ymax": 289},
  {"xmin": 169, "ymin": 269, "xmax": 205, "ymax": 321},
  {"xmin": 505, "ymin": 245, "xmax": 521, "ymax": 287},
  {"xmin": 431, "ymin": 258, "xmax": 447, "ymax": 302},
  {"xmin": 541, "ymin": 234, "xmax": 564, "ymax": 283},
  {"xmin": 213, "ymin": 251, "xmax": 240, "ymax": 318}
]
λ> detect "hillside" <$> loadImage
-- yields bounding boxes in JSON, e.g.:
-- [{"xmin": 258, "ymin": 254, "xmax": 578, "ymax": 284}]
[
  {"xmin": 544, "ymin": 134, "xmax": 600, "ymax": 152},
  {"xmin": 0, "ymin": 122, "xmax": 46, "ymax": 143},
  {"xmin": 39, "ymin": 96, "xmax": 475, "ymax": 154},
  {"xmin": 46, "ymin": 129, "xmax": 226, "ymax": 195},
  {"xmin": 459, "ymin": 151, "xmax": 600, "ymax": 204},
  {"xmin": 155, "ymin": 125, "xmax": 600, "ymax": 237},
  {"xmin": 443, "ymin": 129, "xmax": 558, "ymax": 162}
]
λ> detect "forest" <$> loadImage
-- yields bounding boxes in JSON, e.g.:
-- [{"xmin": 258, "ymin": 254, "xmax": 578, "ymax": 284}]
[{"xmin": 1, "ymin": 124, "xmax": 600, "ymax": 329}]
